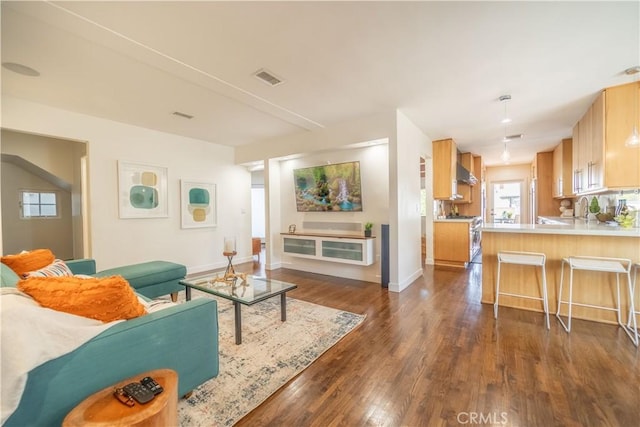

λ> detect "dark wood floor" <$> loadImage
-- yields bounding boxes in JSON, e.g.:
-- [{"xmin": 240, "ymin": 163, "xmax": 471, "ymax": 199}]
[{"xmin": 231, "ymin": 258, "xmax": 639, "ymax": 427}]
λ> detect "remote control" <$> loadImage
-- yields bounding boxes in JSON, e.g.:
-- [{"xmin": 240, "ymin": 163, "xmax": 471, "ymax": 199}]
[
  {"xmin": 122, "ymin": 382, "xmax": 155, "ymax": 404},
  {"xmin": 113, "ymin": 387, "xmax": 135, "ymax": 407},
  {"xmin": 140, "ymin": 376, "xmax": 164, "ymax": 395}
]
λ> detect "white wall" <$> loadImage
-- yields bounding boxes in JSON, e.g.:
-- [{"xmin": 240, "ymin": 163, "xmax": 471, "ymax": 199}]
[
  {"xmin": 2, "ymin": 97, "xmax": 431, "ymax": 292},
  {"xmin": 251, "ymin": 187, "xmax": 265, "ymax": 238},
  {"xmin": 237, "ymin": 109, "xmax": 429, "ymax": 291},
  {"xmin": 265, "ymin": 158, "xmax": 282, "ymax": 269},
  {"xmin": 238, "ymin": 110, "xmax": 399, "ymax": 283},
  {"xmin": 278, "ymin": 144, "xmax": 389, "ymax": 283},
  {"xmin": 390, "ymin": 110, "xmax": 429, "ymax": 291},
  {"xmin": 235, "ymin": 110, "xmax": 397, "ymax": 164},
  {"xmin": 2, "ymin": 130, "xmax": 82, "ymax": 184},
  {"xmin": 2, "ymin": 97, "xmax": 252, "ymax": 273}
]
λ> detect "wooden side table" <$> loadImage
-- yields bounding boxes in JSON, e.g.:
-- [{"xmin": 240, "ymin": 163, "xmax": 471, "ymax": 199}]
[
  {"xmin": 63, "ymin": 369, "xmax": 178, "ymax": 427},
  {"xmin": 252, "ymin": 237, "xmax": 261, "ymax": 261}
]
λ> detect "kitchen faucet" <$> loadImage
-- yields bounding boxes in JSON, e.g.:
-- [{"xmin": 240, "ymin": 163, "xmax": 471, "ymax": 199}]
[{"xmin": 576, "ymin": 195, "xmax": 590, "ymax": 219}]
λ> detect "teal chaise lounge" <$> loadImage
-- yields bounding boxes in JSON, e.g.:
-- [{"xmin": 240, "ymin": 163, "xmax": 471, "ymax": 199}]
[{"xmin": 1, "ymin": 260, "xmax": 219, "ymax": 427}]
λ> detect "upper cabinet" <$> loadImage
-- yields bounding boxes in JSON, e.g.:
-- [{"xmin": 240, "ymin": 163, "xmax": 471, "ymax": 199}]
[
  {"xmin": 572, "ymin": 82, "xmax": 640, "ymax": 194},
  {"xmin": 455, "ymin": 152, "xmax": 474, "ymax": 204},
  {"xmin": 433, "ymin": 138, "xmax": 458, "ymax": 200},
  {"xmin": 573, "ymin": 91, "xmax": 604, "ymax": 194},
  {"xmin": 454, "ymin": 154, "xmax": 484, "ymax": 216},
  {"xmin": 604, "ymin": 81, "xmax": 640, "ymax": 189},
  {"xmin": 552, "ymin": 138, "xmax": 573, "ymax": 198}
]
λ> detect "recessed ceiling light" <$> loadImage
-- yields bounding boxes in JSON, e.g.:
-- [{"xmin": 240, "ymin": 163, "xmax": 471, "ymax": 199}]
[{"xmin": 2, "ymin": 62, "xmax": 40, "ymax": 77}]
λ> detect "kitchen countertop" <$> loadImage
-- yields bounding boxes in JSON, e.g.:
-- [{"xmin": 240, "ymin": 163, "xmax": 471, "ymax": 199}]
[
  {"xmin": 483, "ymin": 220, "xmax": 640, "ymax": 237},
  {"xmin": 433, "ymin": 217, "xmax": 479, "ymax": 223}
]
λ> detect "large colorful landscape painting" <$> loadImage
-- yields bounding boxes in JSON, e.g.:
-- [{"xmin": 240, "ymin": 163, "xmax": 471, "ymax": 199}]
[{"xmin": 293, "ymin": 161, "xmax": 363, "ymax": 212}]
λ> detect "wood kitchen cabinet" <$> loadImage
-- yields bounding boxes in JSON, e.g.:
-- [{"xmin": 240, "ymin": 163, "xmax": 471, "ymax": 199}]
[
  {"xmin": 432, "ymin": 138, "xmax": 457, "ymax": 200},
  {"xmin": 434, "ymin": 221, "xmax": 471, "ymax": 268},
  {"xmin": 434, "ymin": 218, "xmax": 482, "ymax": 269},
  {"xmin": 456, "ymin": 155, "xmax": 484, "ymax": 217},
  {"xmin": 604, "ymin": 81, "xmax": 640, "ymax": 189},
  {"xmin": 552, "ymin": 138, "xmax": 573, "ymax": 198},
  {"xmin": 533, "ymin": 151, "xmax": 561, "ymax": 216},
  {"xmin": 573, "ymin": 95, "xmax": 600, "ymax": 194},
  {"xmin": 454, "ymin": 152, "xmax": 474, "ymax": 204},
  {"xmin": 572, "ymin": 82, "xmax": 639, "ymax": 194}
]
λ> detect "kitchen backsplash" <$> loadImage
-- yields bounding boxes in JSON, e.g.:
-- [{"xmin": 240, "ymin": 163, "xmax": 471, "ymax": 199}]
[{"xmin": 571, "ymin": 190, "xmax": 638, "ymax": 215}]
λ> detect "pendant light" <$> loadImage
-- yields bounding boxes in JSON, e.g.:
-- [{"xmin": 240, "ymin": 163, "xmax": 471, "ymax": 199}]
[
  {"xmin": 499, "ymin": 94, "xmax": 512, "ymax": 124},
  {"xmin": 500, "ymin": 95, "xmax": 512, "ymax": 163},
  {"xmin": 624, "ymin": 66, "xmax": 640, "ymax": 148},
  {"xmin": 500, "ymin": 140, "xmax": 511, "ymax": 163},
  {"xmin": 500, "ymin": 132, "xmax": 511, "ymax": 163}
]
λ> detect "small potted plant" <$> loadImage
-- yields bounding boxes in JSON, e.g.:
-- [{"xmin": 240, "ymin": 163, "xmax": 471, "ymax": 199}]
[
  {"xmin": 588, "ymin": 196, "xmax": 600, "ymax": 220},
  {"xmin": 364, "ymin": 222, "xmax": 373, "ymax": 237}
]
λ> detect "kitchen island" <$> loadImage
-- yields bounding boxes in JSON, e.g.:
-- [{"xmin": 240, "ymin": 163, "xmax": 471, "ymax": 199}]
[{"xmin": 482, "ymin": 221, "xmax": 640, "ymax": 325}]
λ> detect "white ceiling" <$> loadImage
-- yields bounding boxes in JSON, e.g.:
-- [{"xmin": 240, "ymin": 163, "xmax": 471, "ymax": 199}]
[{"xmin": 2, "ymin": 1, "xmax": 639, "ymax": 166}]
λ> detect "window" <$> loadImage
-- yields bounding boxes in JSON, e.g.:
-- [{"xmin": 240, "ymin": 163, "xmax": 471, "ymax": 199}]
[
  {"xmin": 20, "ymin": 191, "xmax": 58, "ymax": 218},
  {"xmin": 491, "ymin": 181, "xmax": 521, "ymax": 224}
]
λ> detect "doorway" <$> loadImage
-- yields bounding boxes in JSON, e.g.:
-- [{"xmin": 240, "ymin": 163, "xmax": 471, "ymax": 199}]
[
  {"xmin": 490, "ymin": 181, "xmax": 522, "ymax": 224},
  {"xmin": 1, "ymin": 129, "xmax": 87, "ymax": 258},
  {"xmin": 250, "ymin": 169, "xmax": 266, "ymax": 268}
]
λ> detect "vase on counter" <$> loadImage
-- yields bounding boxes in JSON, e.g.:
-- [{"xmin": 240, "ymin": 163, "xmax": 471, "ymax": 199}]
[{"xmin": 615, "ymin": 199, "xmax": 627, "ymax": 217}]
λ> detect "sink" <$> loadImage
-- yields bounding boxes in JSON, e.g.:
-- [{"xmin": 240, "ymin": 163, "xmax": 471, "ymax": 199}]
[{"xmin": 538, "ymin": 216, "xmax": 578, "ymax": 225}]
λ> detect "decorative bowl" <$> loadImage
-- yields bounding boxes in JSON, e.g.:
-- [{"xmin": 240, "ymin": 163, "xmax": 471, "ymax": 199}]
[{"xmin": 596, "ymin": 213, "xmax": 613, "ymax": 223}]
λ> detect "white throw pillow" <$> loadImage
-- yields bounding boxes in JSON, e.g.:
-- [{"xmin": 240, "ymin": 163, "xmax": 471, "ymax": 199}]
[{"xmin": 24, "ymin": 259, "xmax": 73, "ymax": 278}]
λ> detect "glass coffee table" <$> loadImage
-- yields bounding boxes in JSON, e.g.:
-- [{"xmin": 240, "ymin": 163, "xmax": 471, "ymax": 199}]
[{"xmin": 180, "ymin": 274, "xmax": 297, "ymax": 344}]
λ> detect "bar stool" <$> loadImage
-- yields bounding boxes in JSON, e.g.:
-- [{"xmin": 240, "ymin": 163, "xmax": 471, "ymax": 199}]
[
  {"xmin": 556, "ymin": 256, "xmax": 637, "ymax": 346},
  {"xmin": 494, "ymin": 251, "xmax": 549, "ymax": 329},
  {"xmin": 626, "ymin": 262, "xmax": 639, "ymax": 345}
]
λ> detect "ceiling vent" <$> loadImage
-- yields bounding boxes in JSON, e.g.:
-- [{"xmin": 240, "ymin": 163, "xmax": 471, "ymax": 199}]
[
  {"xmin": 504, "ymin": 133, "xmax": 523, "ymax": 141},
  {"xmin": 253, "ymin": 68, "xmax": 284, "ymax": 86},
  {"xmin": 172, "ymin": 111, "xmax": 194, "ymax": 119}
]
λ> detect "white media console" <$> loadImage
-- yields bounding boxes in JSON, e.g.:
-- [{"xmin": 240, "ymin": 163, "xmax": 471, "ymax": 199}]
[{"xmin": 281, "ymin": 232, "xmax": 375, "ymax": 266}]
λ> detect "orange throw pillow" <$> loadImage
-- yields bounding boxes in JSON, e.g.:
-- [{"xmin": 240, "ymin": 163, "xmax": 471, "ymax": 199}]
[
  {"xmin": 18, "ymin": 275, "xmax": 147, "ymax": 323},
  {"xmin": 1, "ymin": 249, "xmax": 55, "ymax": 277}
]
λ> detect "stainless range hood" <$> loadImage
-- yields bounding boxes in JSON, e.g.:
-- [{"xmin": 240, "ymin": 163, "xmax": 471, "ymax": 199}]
[{"xmin": 456, "ymin": 162, "xmax": 477, "ymax": 185}]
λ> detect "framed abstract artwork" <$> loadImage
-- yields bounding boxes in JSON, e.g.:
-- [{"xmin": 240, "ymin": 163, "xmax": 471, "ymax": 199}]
[
  {"xmin": 180, "ymin": 180, "xmax": 217, "ymax": 228},
  {"xmin": 117, "ymin": 161, "xmax": 169, "ymax": 219}
]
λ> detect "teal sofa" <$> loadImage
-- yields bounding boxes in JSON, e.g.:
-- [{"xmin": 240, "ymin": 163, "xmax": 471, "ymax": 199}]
[
  {"xmin": 1, "ymin": 260, "xmax": 219, "ymax": 427},
  {"xmin": 88, "ymin": 259, "xmax": 186, "ymax": 300}
]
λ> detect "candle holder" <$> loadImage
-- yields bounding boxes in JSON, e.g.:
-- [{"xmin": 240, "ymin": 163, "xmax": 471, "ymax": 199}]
[
  {"xmin": 222, "ymin": 236, "xmax": 238, "ymax": 280},
  {"xmin": 223, "ymin": 236, "xmax": 236, "ymax": 254}
]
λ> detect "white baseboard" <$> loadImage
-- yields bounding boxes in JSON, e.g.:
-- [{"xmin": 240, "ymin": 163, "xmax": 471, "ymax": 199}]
[{"xmin": 388, "ymin": 268, "xmax": 423, "ymax": 293}]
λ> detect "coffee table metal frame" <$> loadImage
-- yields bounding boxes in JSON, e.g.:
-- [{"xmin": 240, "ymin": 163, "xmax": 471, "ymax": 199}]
[{"xmin": 180, "ymin": 274, "xmax": 297, "ymax": 344}]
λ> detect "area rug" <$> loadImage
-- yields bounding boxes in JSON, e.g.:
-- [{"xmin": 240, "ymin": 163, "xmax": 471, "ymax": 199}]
[{"xmin": 177, "ymin": 292, "xmax": 365, "ymax": 426}]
